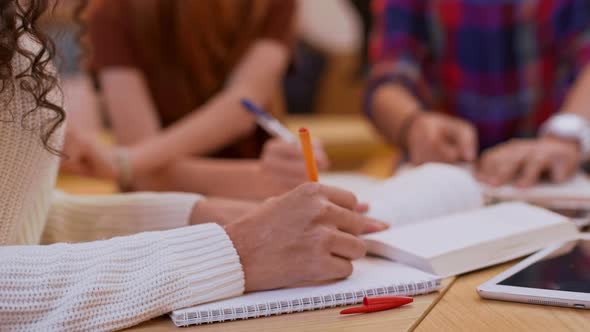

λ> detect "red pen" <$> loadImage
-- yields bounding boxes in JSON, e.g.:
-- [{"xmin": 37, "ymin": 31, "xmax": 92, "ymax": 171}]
[
  {"xmin": 340, "ymin": 296, "xmax": 413, "ymax": 315},
  {"xmin": 363, "ymin": 296, "xmax": 413, "ymax": 306}
]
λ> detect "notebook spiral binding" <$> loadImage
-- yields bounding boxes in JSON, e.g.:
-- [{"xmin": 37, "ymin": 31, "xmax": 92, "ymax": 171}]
[{"xmin": 174, "ymin": 278, "xmax": 441, "ymax": 326}]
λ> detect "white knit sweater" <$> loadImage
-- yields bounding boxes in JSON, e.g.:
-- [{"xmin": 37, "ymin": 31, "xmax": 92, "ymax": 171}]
[{"xmin": 0, "ymin": 36, "xmax": 244, "ymax": 331}]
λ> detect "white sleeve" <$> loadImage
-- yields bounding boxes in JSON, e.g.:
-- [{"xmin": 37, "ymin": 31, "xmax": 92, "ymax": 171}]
[
  {"xmin": 0, "ymin": 224, "xmax": 245, "ymax": 332},
  {"xmin": 43, "ymin": 191, "xmax": 203, "ymax": 244}
]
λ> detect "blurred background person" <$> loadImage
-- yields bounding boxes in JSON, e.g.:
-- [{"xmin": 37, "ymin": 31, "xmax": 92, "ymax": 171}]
[
  {"xmin": 366, "ymin": 0, "xmax": 590, "ymax": 187},
  {"xmin": 47, "ymin": 0, "xmax": 392, "ymax": 192},
  {"xmin": 74, "ymin": 0, "xmax": 328, "ymax": 199}
]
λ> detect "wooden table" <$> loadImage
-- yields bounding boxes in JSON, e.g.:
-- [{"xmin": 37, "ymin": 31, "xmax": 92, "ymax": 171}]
[
  {"xmin": 56, "ymin": 120, "xmax": 589, "ymax": 331},
  {"xmin": 57, "ymin": 178, "xmax": 589, "ymax": 332},
  {"xmin": 418, "ymin": 263, "xmax": 590, "ymax": 332}
]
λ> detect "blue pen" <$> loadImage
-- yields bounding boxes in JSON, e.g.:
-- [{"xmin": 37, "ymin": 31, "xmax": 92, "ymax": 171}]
[{"xmin": 241, "ymin": 99, "xmax": 296, "ymax": 143}]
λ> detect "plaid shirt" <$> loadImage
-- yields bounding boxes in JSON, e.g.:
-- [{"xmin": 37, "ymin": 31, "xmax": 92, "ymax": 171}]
[{"xmin": 366, "ymin": 0, "xmax": 590, "ymax": 149}]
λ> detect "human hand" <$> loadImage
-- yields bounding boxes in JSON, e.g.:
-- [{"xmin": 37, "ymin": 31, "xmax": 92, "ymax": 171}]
[
  {"xmin": 225, "ymin": 183, "xmax": 388, "ymax": 292},
  {"xmin": 477, "ymin": 137, "xmax": 581, "ymax": 187},
  {"xmin": 259, "ymin": 138, "xmax": 330, "ymax": 191},
  {"xmin": 60, "ymin": 125, "xmax": 118, "ymax": 180},
  {"xmin": 405, "ymin": 112, "xmax": 478, "ymax": 165},
  {"xmin": 190, "ymin": 198, "xmax": 258, "ymax": 226}
]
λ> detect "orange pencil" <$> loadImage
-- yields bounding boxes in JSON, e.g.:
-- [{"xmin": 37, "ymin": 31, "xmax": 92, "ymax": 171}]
[{"xmin": 298, "ymin": 128, "xmax": 319, "ymax": 182}]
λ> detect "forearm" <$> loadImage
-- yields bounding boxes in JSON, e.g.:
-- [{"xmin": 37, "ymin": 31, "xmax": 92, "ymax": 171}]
[
  {"xmin": 1, "ymin": 225, "xmax": 244, "ymax": 332},
  {"xmin": 371, "ymin": 83, "xmax": 424, "ymax": 145},
  {"xmin": 560, "ymin": 64, "xmax": 590, "ymax": 120},
  {"xmin": 133, "ymin": 158, "xmax": 280, "ymax": 200},
  {"xmin": 129, "ymin": 90, "xmax": 259, "ymax": 174},
  {"xmin": 99, "ymin": 69, "xmax": 162, "ymax": 144},
  {"xmin": 130, "ymin": 41, "xmax": 289, "ymax": 174}
]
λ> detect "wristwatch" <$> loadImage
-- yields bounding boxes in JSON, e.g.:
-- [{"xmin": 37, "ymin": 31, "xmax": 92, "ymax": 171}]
[{"xmin": 540, "ymin": 113, "xmax": 590, "ymax": 161}]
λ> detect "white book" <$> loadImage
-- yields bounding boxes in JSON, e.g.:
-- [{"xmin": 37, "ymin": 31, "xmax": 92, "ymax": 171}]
[
  {"xmin": 357, "ymin": 164, "xmax": 579, "ymax": 276},
  {"xmin": 365, "ymin": 202, "xmax": 577, "ymax": 277},
  {"xmin": 171, "ymin": 258, "xmax": 441, "ymax": 327}
]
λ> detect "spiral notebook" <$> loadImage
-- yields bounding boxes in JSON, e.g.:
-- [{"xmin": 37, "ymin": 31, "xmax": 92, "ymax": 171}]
[{"xmin": 171, "ymin": 257, "xmax": 441, "ymax": 327}]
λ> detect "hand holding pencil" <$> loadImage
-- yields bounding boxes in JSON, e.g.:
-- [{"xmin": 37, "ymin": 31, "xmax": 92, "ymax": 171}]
[{"xmin": 243, "ymin": 99, "xmax": 329, "ymax": 191}]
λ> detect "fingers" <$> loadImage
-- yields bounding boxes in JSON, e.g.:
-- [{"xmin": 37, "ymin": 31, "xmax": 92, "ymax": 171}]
[
  {"xmin": 362, "ymin": 218, "xmax": 389, "ymax": 234},
  {"xmin": 490, "ymin": 157, "xmax": 525, "ymax": 186},
  {"xmin": 317, "ymin": 184, "xmax": 358, "ymax": 210},
  {"xmin": 263, "ymin": 139, "xmax": 330, "ymax": 184},
  {"xmin": 319, "ymin": 256, "xmax": 355, "ymax": 281},
  {"xmin": 435, "ymin": 141, "xmax": 460, "ymax": 163},
  {"xmin": 412, "ymin": 116, "xmax": 473, "ymax": 164},
  {"xmin": 263, "ymin": 154, "xmax": 309, "ymax": 179},
  {"xmin": 318, "ymin": 203, "xmax": 376, "ymax": 235},
  {"xmin": 354, "ymin": 202, "xmax": 370, "ymax": 214},
  {"xmin": 452, "ymin": 120, "xmax": 478, "ymax": 162},
  {"xmin": 286, "ymin": 183, "xmax": 358, "ymax": 211},
  {"xmin": 549, "ymin": 158, "xmax": 577, "ymax": 183},
  {"xmin": 479, "ymin": 138, "xmax": 581, "ymax": 187},
  {"xmin": 516, "ymin": 154, "xmax": 550, "ymax": 187},
  {"xmin": 478, "ymin": 142, "xmax": 527, "ymax": 186},
  {"xmin": 327, "ymin": 230, "xmax": 367, "ymax": 260},
  {"xmin": 265, "ymin": 138, "xmax": 330, "ymax": 170}
]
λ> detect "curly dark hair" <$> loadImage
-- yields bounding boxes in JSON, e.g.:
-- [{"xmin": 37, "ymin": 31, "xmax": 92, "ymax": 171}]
[{"xmin": 0, "ymin": 0, "xmax": 65, "ymax": 155}]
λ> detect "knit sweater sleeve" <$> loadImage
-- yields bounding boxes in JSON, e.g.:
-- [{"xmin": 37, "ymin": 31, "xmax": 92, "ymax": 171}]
[
  {"xmin": 0, "ymin": 224, "xmax": 245, "ymax": 332},
  {"xmin": 0, "ymin": 32, "xmax": 245, "ymax": 331},
  {"xmin": 42, "ymin": 191, "xmax": 204, "ymax": 243}
]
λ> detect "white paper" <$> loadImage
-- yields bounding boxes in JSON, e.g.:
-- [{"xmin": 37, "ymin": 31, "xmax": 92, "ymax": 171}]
[{"xmin": 171, "ymin": 257, "xmax": 439, "ymax": 325}]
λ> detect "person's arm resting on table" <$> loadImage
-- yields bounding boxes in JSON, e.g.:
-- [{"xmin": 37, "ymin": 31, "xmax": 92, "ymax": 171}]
[
  {"xmin": 366, "ymin": 1, "xmax": 477, "ymax": 165},
  {"xmin": 478, "ymin": 13, "xmax": 590, "ymax": 187}
]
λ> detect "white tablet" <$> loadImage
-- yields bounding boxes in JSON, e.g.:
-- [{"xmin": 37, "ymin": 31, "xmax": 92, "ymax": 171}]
[{"xmin": 478, "ymin": 235, "xmax": 590, "ymax": 309}]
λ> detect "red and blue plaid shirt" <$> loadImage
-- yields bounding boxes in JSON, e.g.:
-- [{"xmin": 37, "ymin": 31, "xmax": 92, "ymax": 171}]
[{"xmin": 366, "ymin": 0, "xmax": 590, "ymax": 149}]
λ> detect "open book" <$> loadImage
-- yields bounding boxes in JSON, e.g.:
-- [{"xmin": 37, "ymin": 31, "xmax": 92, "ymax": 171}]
[
  {"xmin": 334, "ymin": 164, "xmax": 579, "ymax": 277},
  {"xmin": 323, "ymin": 164, "xmax": 590, "ymax": 210}
]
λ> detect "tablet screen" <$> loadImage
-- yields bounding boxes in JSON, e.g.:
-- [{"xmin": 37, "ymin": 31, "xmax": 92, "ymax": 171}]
[{"xmin": 498, "ymin": 240, "xmax": 590, "ymax": 293}]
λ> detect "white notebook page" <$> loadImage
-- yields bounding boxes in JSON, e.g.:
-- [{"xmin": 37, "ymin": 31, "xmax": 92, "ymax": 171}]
[
  {"xmin": 365, "ymin": 163, "xmax": 484, "ymax": 226},
  {"xmin": 171, "ymin": 257, "xmax": 440, "ymax": 326}
]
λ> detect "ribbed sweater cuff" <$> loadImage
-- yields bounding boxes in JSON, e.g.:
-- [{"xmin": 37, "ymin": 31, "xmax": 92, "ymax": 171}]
[{"xmin": 161, "ymin": 224, "xmax": 245, "ymax": 311}]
